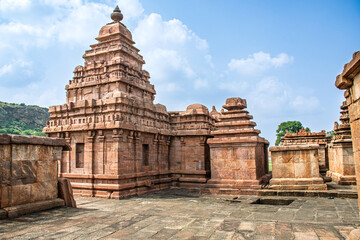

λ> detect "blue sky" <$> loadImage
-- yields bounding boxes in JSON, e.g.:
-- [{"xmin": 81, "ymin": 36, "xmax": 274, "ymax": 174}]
[{"xmin": 0, "ymin": 0, "xmax": 359, "ymax": 145}]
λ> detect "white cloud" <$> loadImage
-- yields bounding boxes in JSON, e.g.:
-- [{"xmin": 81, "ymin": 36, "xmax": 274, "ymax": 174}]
[
  {"xmin": 0, "ymin": 60, "xmax": 32, "ymax": 78},
  {"xmin": 55, "ymin": 3, "xmax": 111, "ymax": 46},
  {"xmin": 248, "ymin": 77, "xmax": 288, "ymax": 113},
  {"xmin": 116, "ymin": 0, "xmax": 144, "ymax": 19},
  {"xmin": 39, "ymin": 0, "xmax": 82, "ymax": 8},
  {"xmin": 0, "ymin": 64, "xmax": 13, "ymax": 76},
  {"xmin": 194, "ymin": 78, "xmax": 208, "ymax": 89},
  {"xmin": 0, "ymin": 0, "xmax": 31, "ymax": 12},
  {"xmin": 228, "ymin": 51, "xmax": 293, "ymax": 75},
  {"xmin": 133, "ymin": 12, "xmax": 210, "ymax": 98},
  {"xmin": 290, "ymin": 96, "xmax": 320, "ymax": 112},
  {"xmin": 205, "ymin": 54, "xmax": 214, "ymax": 68},
  {"xmin": 142, "ymin": 48, "xmax": 194, "ymax": 81},
  {"xmin": 247, "ymin": 77, "xmax": 320, "ymax": 116},
  {"xmin": 219, "ymin": 80, "xmax": 248, "ymax": 93},
  {"xmin": 134, "ymin": 13, "xmax": 208, "ymax": 51}
]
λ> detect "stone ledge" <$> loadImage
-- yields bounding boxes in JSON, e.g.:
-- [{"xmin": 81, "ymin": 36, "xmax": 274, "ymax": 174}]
[
  {"xmin": 257, "ymin": 189, "xmax": 358, "ymax": 198},
  {"xmin": 269, "ymin": 144, "xmax": 320, "ymax": 152},
  {"xmin": 2, "ymin": 198, "xmax": 65, "ymax": 218},
  {"xmin": 0, "ymin": 134, "xmax": 71, "ymax": 150}
]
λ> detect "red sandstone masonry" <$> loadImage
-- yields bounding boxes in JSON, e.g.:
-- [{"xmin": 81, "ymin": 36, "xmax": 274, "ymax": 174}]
[
  {"xmin": 44, "ymin": 7, "xmax": 269, "ymax": 197},
  {"xmin": 0, "ymin": 134, "xmax": 71, "ymax": 218}
]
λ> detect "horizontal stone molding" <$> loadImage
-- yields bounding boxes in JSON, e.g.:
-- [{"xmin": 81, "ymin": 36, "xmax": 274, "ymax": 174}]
[
  {"xmin": 0, "ymin": 134, "xmax": 70, "ymax": 150},
  {"xmin": 269, "ymin": 144, "xmax": 320, "ymax": 152},
  {"xmin": 3, "ymin": 198, "xmax": 64, "ymax": 219}
]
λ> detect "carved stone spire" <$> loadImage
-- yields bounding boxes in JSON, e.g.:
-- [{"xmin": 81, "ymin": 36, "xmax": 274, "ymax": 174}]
[{"xmin": 111, "ymin": 5, "xmax": 123, "ymax": 22}]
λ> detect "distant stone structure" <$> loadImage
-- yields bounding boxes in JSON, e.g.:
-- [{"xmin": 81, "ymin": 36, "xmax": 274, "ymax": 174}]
[
  {"xmin": 327, "ymin": 100, "xmax": 355, "ymax": 185},
  {"xmin": 269, "ymin": 130, "xmax": 329, "ymax": 190},
  {"xmin": 280, "ymin": 129, "xmax": 330, "ymax": 174},
  {"xmin": 335, "ymin": 51, "xmax": 360, "ymax": 210},
  {"xmin": 207, "ymin": 98, "xmax": 269, "ymax": 194},
  {"xmin": 0, "ymin": 134, "xmax": 70, "ymax": 218},
  {"xmin": 43, "ymin": 7, "xmax": 269, "ymax": 197}
]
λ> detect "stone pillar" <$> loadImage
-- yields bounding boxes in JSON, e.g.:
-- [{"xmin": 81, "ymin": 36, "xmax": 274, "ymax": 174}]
[
  {"xmin": 112, "ymin": 129, "xmax": 122, "ymax": 175},
  {"xmin": 84, "ymin": 131, "xmax": 94, "ymax": 175},
  {"xmin": 180, "ymin": 137, "xmax": 185, "ymax": 171},
  {"xmin": 153, "ymin": 134, "xmax": 159, "ymax": 173},
  {"xmin": 335, "ymin": 51, "xmax": 360, "ymax": 210},
  {"xmin": 98, "ymin": 131, "xmax": 105, "ymax": 174},
  {"xmin": 64, "ymin": 132, "xmax": 71, "ymax": 174},
  {"xmin": 134, "ymin": 132, "xmax": 141, "ymax": 192}
]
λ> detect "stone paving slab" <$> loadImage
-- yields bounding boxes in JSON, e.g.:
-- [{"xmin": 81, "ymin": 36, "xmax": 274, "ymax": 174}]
[{"xmin": 0, "ymin": 189, "xmax": 359, "ymax": 239}]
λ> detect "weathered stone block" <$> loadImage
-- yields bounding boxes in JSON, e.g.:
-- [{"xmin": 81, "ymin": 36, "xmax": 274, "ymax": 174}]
[
  {"xmin": 9, "ymin": 184, "xmax": 31, "ymax": 207},
  {"xmin": 11, "ymin": 160, "xmax": 36, "ymax": 185}
]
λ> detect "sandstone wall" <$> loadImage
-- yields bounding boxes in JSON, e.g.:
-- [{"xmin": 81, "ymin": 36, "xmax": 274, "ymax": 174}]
[
  {"xmin": 269, "ymin": 145, "xmax": 327, "ymax": 190},
  {"xmin": 335, "ymin": 51, "xmax": 360, "ymax": 209},
  {"xmin": 0, "ymin": 134, "xmax": 69, "ymax": 217}
]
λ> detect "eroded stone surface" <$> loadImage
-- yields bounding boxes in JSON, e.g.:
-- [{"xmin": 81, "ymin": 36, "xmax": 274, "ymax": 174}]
[{"xmin": 0, "ymin": 134, "xmax": 68, "ymax": 209}]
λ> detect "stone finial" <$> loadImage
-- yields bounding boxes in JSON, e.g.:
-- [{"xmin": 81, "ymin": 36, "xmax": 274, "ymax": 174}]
[
  {"xmin": 111, "ymin": 5, "xmax": 123, "ymax": 22},
  {"xmin": 222, "ymin": 97, "xmax": 247, "ymax": 111}
]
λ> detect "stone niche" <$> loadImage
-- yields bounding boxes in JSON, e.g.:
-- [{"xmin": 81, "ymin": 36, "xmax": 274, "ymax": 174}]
[
  {"xmin": 327, "ymin": 100, "xmax": 355, "ymax": 185},
  {"xmin": 0, "ymin": 134, "xmax": 70, "ymax": 218},
  {"xmin": 207, "ymin": 98, "xmax": 269, "ymax": 194}
]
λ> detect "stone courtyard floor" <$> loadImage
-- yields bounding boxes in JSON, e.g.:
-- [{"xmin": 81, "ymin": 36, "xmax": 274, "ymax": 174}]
[{"xmin": 0, "ymin": 189, "xmax": 360, "ymax": 240}]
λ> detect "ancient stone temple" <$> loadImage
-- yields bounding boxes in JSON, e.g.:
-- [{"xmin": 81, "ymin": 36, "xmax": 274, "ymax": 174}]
[
  {"xmin": 335, "ymin": 51, "xmax": 360, "ymax": 208},
  {"xmin": 269, "ymin": 130, "xmax": 329, "ymax": 190},
  {"xmin": 279, "ymin": 129, "xmax": 330, "ymax": 174},
  {"xmin": 43, "ymin": 6, "xmax": 269, "ymax": 198},
  {"xmin": 207, "ymin": 98, "xmax": 269, "ymax": 194},
  {"xmin": 327, "ymin": 100, "xmax": 355, "ymax": 185}
]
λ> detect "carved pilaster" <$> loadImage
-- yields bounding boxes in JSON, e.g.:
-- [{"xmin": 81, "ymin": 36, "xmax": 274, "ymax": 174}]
[
  {"xmin": 112, "ymin": 129, "xmax": 123, "ymax": 175},
  {"xmin": 85, "ymin": 130, "xmax": 95, "ymax": 175}
]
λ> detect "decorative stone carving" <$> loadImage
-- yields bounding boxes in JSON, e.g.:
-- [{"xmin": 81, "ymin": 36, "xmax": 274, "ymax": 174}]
[{"xmin": 43, "ymin": 7, "xmax": 269, "ymax": 198}]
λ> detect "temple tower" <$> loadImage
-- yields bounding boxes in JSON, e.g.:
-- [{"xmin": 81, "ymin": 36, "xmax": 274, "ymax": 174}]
[
  {"xmin": 44, "ymin": 6, "xmax": 173, "ymax": 198},
  {"xmin": 207, "ymin": 97, "xmax": 269, "ymax": 194},
  {"xmin": 327, "ymin": 100, "xmax": 355, "ymax": 184}
]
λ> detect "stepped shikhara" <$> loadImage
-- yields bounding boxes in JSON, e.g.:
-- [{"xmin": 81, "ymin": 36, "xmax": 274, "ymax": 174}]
[
  {"xmin": 207, "ymin": 98, "xmax": 269, "ymax": 194},
  {"xmin": 326, "ymin": 88, "xmax": 355, "ymax": 185},
  {"xmin": 44, "ymin": 6, "xmax": 269, "ymax": 197}
]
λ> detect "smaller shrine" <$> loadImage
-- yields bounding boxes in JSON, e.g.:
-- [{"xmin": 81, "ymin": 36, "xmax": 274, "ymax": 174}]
[
  {"xmin": 327, "ymin": 99, "xmax": 355, "ymax": 184},
  {"xmin": 207, "ymin": 98, "xmax": 269, "ymax": 194},
  {"xmin": 269, "ymin": 129, "xmax": 329, "ymax": 190},
  {"xmin": 280, "ymin": 128, "xmax": 330, "ymax": 174}
]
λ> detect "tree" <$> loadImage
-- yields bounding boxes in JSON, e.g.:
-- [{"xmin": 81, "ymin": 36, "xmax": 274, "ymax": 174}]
[{"xmin": 275, "ymin": 121, "xmax": 310, "ymax": 146}]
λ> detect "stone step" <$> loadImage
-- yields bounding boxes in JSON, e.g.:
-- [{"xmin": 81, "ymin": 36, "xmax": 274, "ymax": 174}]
[{"xmin": 257, "ymin": 189, "xmax": 358, "ymax": 198}]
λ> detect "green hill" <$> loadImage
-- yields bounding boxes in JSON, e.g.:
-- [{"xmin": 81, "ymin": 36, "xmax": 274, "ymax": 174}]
[{"xmin": 0, "ymin": 101, "xmax": 49, "ymax": 136}]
